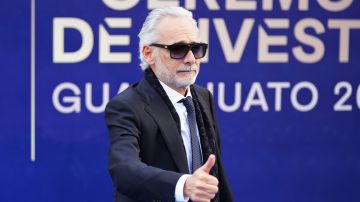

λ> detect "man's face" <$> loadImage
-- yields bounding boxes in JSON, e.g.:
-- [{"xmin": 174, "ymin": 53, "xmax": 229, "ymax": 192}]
[{"xmin": 150, "ymin": 16, "xmax": 201, "ymax": 94}]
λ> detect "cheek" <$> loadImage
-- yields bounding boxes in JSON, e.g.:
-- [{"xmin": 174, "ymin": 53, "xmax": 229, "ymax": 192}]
[
  {"xmin": 159, "ymin": 52, "xmax": 174, "ymax": 67},
  {"xmin": 195, "ymin": 60, "xmax": 200, "ymax": 67},
  {"xmin": 168, "ymin": 63, "xmax": 181, "ymax": 74},
  {"xmin": 164, "ymin": 60, "xmax": 182, "ymax": 73}
]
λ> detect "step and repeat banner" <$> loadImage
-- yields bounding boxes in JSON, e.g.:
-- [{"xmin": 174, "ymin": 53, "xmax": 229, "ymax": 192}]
[{"xmin": 1, "ymin": 0, "xmax": 359, "ymax": 201}]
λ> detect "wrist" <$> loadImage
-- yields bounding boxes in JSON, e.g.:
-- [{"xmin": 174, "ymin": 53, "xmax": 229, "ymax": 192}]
[{"xmin": 175, "ymin": 174, "xmax": 191, "ymax": 201}]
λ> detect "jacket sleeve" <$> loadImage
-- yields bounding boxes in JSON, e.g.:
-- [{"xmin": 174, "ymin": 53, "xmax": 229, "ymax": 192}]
[{"xmin": 105, "ymin": 97, "xmax": 182, "ymax": 201}]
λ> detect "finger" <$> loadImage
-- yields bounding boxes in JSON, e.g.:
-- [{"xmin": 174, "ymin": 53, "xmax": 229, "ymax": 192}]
[
  {"xmin": 190, "ymin": 189, "xmax": 216, "ymax": 202},
  {"xmin": 189, "ymin": 179, "xmax": 218, "ymax": 194},
  {"xmin": 192, "ymin": 198, "xmax": 210, "ymax": 202},
  {"xmin": 198, "ymin": 183, "xmax": 219, "ymax": 194},
  {"xmin": 205, "ymin": 175, "xmax": 219, "ymax": 186},
  {"xmin": 200, "ymin": 154, "xmax": 216, "ymax": 173}
]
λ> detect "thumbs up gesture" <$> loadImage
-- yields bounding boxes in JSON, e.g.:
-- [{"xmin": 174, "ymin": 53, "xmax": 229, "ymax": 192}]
[{"xmin": 184, "ymin": 154, "xmax": 219, "ymax": 202}]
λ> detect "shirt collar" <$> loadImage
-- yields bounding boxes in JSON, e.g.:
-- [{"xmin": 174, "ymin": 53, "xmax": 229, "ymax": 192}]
[{"xmin": 158, "ymin": 80, "xmax": 192, "ymax": 105}]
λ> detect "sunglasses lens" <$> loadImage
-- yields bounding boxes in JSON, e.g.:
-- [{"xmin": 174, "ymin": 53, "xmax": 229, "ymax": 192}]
[
  {"xmin": 169, "ymin": 45, "xmax": 189, "ymax": 59},
  {"xmin": 191, "ymin": 44, "xmax": 207, "ymax": 59}
]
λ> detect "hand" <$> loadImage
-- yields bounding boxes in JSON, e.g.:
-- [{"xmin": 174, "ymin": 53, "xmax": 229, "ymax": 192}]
[{"xmin": 184, "ymin": 154, "xmax": 219, "ymax": 202}]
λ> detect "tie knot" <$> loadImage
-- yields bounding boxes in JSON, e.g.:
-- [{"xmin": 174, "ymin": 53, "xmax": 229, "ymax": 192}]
[{"xmin": 180, "ymin": 96, "xmax": 195, "ymax": 113}]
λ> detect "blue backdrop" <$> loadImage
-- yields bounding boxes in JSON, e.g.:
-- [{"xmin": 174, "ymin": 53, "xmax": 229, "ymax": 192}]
[{"xmin": 1, "ymin": 0, "xmax": 359, "ymax": 201}]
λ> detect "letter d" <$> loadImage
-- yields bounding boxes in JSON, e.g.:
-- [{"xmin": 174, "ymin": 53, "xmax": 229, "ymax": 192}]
[{"xmin": 53, "ymin": 17, "xmax": 93, "ymax": 63}]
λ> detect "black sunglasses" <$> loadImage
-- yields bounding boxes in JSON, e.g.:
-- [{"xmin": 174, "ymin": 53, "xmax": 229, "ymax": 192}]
[{"xmin": 150, "ymin": 42, "xmax": 208, "ymax": 59}]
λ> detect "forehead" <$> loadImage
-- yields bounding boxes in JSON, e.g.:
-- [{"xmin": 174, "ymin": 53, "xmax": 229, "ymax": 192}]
[{"xmin": 154, "ymin": 16, "xmax": 199, "ymax": 44}]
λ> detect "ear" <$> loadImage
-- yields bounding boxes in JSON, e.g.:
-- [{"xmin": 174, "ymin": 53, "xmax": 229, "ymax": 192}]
[{"xmin": 142, "ymin": 45, "xmax": 155, "ymax": 66}]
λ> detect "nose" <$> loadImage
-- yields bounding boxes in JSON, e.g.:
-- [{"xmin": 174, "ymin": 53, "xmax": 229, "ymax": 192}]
[{"xmin": 183, "ymin": 49, "xmax": 196, "ymax": 65}]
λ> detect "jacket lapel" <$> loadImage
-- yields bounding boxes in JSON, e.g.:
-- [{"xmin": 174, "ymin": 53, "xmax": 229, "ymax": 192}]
[
  {"xmin": 138, "ymin": 79, "xmax": 190, "ymax": 174},
  {"xmin": 145, "ymin": 102, "xmax": 189, "ymax": 174}
]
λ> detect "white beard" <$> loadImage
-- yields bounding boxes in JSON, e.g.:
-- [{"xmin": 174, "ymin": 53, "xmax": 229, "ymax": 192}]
[{"xmin": 153, "ymin": 54, "xmax": 199, "ymax": 89}]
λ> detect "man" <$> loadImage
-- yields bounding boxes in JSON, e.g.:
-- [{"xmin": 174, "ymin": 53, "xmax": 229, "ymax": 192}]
[{"xmin": 105, "ymin": 7, "xmax": 233, "ymax": 202}]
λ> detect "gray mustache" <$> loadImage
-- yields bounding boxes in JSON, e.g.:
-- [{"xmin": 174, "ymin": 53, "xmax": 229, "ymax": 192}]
[{"xmin": 177, "ymin": 65, "xmax": 197, "ymax": 72}]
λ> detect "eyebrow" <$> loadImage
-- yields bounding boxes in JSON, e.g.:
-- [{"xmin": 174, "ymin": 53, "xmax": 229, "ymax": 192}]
[
  {"xmin": 171, "ymin": 40, "xmax": 201, "ymax": 45},
  {"xmin": 174, "ymin": 40, "xmax": 187, "ymax": 44}
]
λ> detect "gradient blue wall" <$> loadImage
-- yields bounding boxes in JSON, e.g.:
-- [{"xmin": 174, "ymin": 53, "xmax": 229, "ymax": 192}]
[{"xmin": 1, "ymin": 0, "xmax": 359, "ymax": 201}]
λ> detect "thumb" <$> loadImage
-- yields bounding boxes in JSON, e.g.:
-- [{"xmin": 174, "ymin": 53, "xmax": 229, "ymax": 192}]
[{"xmin": 200, "ymin": 154, "xmax": 216, "ymax": 173}]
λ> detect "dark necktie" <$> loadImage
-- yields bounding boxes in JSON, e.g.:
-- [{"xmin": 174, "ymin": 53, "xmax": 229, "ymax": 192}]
[{"xmin": 181, "ymin": 96, "xmax": 203, "ymax": 173}]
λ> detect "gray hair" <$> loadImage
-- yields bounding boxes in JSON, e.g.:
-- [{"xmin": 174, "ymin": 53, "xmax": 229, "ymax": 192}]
[{"xmin": 138, "ymin": 7, "xmax": 198, "ymax": 70}]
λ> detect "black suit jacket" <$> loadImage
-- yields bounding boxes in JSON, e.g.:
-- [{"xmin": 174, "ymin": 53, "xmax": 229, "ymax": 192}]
[{"xmin": 105, "ymin": 76, "xmax": 233, "ymax": 202}]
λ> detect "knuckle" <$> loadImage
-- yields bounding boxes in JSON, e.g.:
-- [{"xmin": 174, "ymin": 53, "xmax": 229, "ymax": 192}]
[{"xmin": 194, "ymin": 189, "xmax": 201, "ymax": 196}]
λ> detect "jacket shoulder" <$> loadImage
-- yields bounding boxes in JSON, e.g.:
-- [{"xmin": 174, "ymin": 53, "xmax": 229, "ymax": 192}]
[
  {"xmin": 110, "ymin": 84, "xmax": 140, "ymax": 102},
  {"xmin": 105, "ymin": 82, "xmax": 147, "ymax": 113}
]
